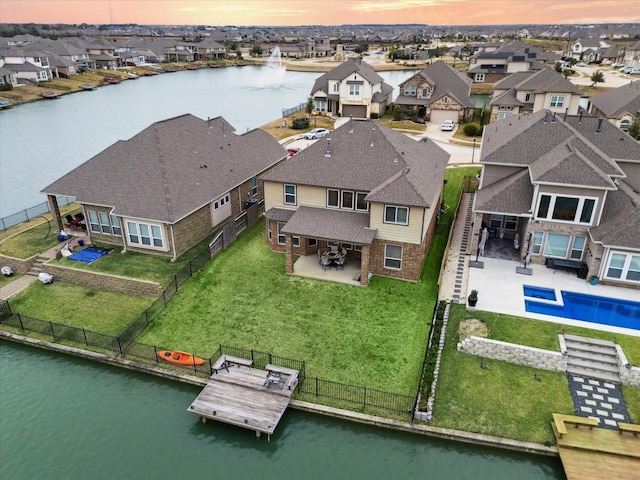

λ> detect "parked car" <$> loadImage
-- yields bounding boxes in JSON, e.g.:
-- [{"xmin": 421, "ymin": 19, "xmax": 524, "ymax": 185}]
[
  {"xmin": 620, "ymin": 66, "xmax": 634, "ymax": 74},
  {"xmin": 303, "ymin": 128, "xmax": 330, "ymax": 140},
  {"xmin": 588, "ymin": 59, "xmax": 602, "ymax": 65},
  {"xmin": 611, "ymin": 62, "xmax": 625, "ymax": 68},
  {"xmin": 287, "ymin": 147, "xmax": 300, "ymax": 157},
  {"xmin": 629, "ymin": 68, "xmax": 640, "ymax": 75},
  {"xmin": 576, "ymin": 62, "xmax": 586, "ymax": 67},
  {"xmin": 441, "ymin": 120, "xmax": 456, "ymax": 131}
]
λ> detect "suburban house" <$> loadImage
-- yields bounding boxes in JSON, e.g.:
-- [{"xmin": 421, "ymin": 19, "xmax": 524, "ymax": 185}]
[
  {"xmin": 473, "ymin": 109, "xmax": 640, "ymax": 289},
  {"xmin": 466, "ymin": 43, "xmax": 550, "ymax": 84},
  {"xmin": 567, "ymin": 38, "xmax": 610, "ymax": 62},
  {"xmin": 587, "ymin": 80, "xmax": 640, "ymax": 132},
  {"xmin": 42, "ymin": 114, "xmax": 287, "ymax": 260},
  {"xmin": 0, "ymin": 47, "xmax": 52, "ymax": 83},
  {"xmin": 489, "ymin": 68, "xmax": 583, "ymax": 122},
  {"xmin": 310, "ymin": 59, "xmax": 394, "ymax": 119},
  {"xmin": 261, "ymin": 119, "xmax": 450, "ymax": 286},
  {"xmin": 394, "ymin": 60, "xmax": 475, "ymax": 124},
  {"xmin": 623, "ymin": 40, "xmax": 640, "ymax": 69}
]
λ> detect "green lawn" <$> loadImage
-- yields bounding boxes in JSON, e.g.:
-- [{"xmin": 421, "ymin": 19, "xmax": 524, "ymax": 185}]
[{"xmin": 8, "ymin": 281, "xmax": 154, "ymax": 336}]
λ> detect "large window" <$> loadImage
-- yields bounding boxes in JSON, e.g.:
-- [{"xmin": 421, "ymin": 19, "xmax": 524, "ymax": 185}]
[
  {"xmin": 126, "ymin": 221, "xmax": 164, "ymax": 249},
  {"xmin": 314, "ymin": 99, "xmax": 326, "ymax": 112},
  {"xmin": 349, "ymin": 84, "xmax": 360, "ymax": 96},
  {"xmin": 277, "ymin": 222, "xmax": 286, "ymax": 245},
  {"xmin": 327, "ymin": 188, "xmax": 368, "ymax": 211},
  {"xmin": 605, "ymin": 253, "xmax": 640, "ymax": 283},
  {"xmin": 536, "ymin": 194, "xmax": 596, "ymax": 225},
  {"xmin": 88, "ymin": 210, "xmax": 99, "ymax": 233},
  {"xmin": 87, "ymin": 210, "xmax": 121, "ymax": 236},
  {"xmin": 384, "ymin": 205, "xmax": 409, "ymax": 225},
  {"xmin": 403, "ymin": 85, "xmax": 417, "ymax": 96},
  {"xmin": 341, "ymin": 191, "xmax": 354, "ymax": 209},
  {"xmin": 550, "ymin": 95, "xmax": 565, "ymax": 108},
  {"xmin": 284, "ymin": 184, "xmax": 296, "ymax": 205},
  {"xmin": 384, "ymin": 244, "xmax": 403, "ymax": 269},
  {"xmin": 570, "ymin": 236, "xmax": 586, "ymax": 260},
  {"xmin": 543, "ymin": 233, "xmax": 570, "ymax": 258},
  {"xmin": 475, "ymin": 73, "xmax": 485, "ymax": 82},
  {"xmin": 532, "ymin": 231, "xmax": 543, "ymax": 254}
]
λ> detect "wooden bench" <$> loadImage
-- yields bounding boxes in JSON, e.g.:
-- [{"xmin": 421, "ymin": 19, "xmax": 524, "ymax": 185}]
[
  {"xmin": 265, "ymin": 364, "xmax": 299, "ymax": 390},
  {"xmin": 212, "ymin": 355, "xmax": 253, "ymax": 373},
  {"xmin": 552, "ymin": 413, "xmax": 598, "ymax": 438},
  {"xmin": 618, "ymin": 422, "xmax": 640, "ymax": 436}
]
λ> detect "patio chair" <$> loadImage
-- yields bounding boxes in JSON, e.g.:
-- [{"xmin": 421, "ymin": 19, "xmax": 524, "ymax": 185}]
[
  {"xmin": 334, "ymin": 255, "xmax": 345, "ymax": 270},
  {"xmin": 321, "ymin": 256, "xmax": 332, "ymax": 271},
  {"xmin": 317, "ymin": 248, "xmax": 323, "ymax": 264},
  {"xmin": 330, "ymin": 245, "xmax": 338, "ymax": 254}
]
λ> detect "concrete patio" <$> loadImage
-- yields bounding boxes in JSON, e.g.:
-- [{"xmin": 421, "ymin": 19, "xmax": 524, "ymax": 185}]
[{"xmin": 291, "ymin": 254, "xmax": 362, "ymax": 286}]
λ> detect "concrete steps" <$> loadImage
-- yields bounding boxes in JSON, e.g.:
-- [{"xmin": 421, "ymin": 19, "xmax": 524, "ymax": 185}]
[
  {"xmin": 27, "ymin": 256, "xmax": 47, "ymax": 276},
  {"xmin": 564, "ymin": 334, "xmax": 620, "ymax": 383}
]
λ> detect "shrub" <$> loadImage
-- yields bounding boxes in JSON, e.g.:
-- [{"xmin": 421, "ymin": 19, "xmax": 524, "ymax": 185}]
[
  {"xmin": 0, "ymin": 83, "xmax": 13, "ymax": 91},
  {"xmin": 370, "ymin": 112, "xmax": 379, "ymax": 119},
  {"xmin": 463, "ymin": 123, "xmax": 482, "ymax": 137},
  {"xmin": 392, "ymin": 105, "xmax": 402, "ymax": 121},
  {"xmin": 291, "ymin": 117, "xmax": 310, "ymax": 129}
]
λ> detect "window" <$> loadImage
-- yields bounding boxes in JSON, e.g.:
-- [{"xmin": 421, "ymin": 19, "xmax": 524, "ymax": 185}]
[
  {"xmin": 422, "ymin": 88, "xmax": 429, "ymax": 98},
  {"xmin": 88, "ymin": 210, "xmax": 99, "ymax": 233},
  {"xmin": 489, "ymin": 214, "xmax": 503, "ymax": 228},
  {"xmin": 109, "ymin": 214, "xmax": 121, "ymax": 236},
  {"xmin": 570, "ymin": 236, "xmax": 586, "ymax": 260},
  {"xmin": 475, "ymin": 73, "xmax": 485, "ymax": 82},
  {"xmin": 341, "ymin": 243, "xmax": 353, "ymax": 250},
  {"xmin": 498, "ymin": 105, "xmax": 512, "ymax": 111},
  {"xmin": 327, "ymin": 189, "xmax": 339, "ymax": 208},
  {"xmin": 333, "ymin": 83, "xmax": 339, "ymax": 92},
  {"xmin": 213, "ymin": 194, "xmax": 230, "ymax": 210},
  {"xmin": 505, "ymin": 216, "xmax": 518, "ymax": 230},
  {"xmin": 443, "ymin": 97, "xmax": 449, "ymax": 104},
  {"xmin": 498, "ymin": 113, "xmax": 511, "ymax": 120},
  {"xmin": 620, "ymin": 120, "xmax": 630, "ymax": 132},
  {"xmin": 605, "ymin": 253, "xmax": 640, "ymax": 282},
  {"xmin": 284, "ymin": 184, "xmax": 296, "ymax": 205},
  {"xmin": 354, "ymin": 245, "xmax": 362, "ymax": 252},
  {"xmin": 532, "ymin": 231, "xmax": 543, "ymax": 254},
  {"xmin": 403, "ymin": 85, "xmax": 416, "ymax": 96},
  {"xmin": 384, "ymin": 244, "xmax": 403, "ymax": 269},
  {"xmin": 268, "ymin": 221, "xmax": 272, "ymax": 240},
  {"xmin": 524, "ymin": 93, "xmax": 531, "ymax": 102},
  {"xmin": 543, "ymin": 233, "xmax": 570, "ymax": 258},
  {"xmin": 251, "ymin": 177, "xmax": 258, "ymax": 195},
  {"xmin": 126, "ymin": 221, "xmax": 164, "ymax": 249},
  {"xmin": 384, "ymin": 205, "xmax": 409, "ymax": 225},
  {"xmin": 349, "ymin": 84, "xmax": 360, "ymax": 96},
  {"xmin": 308, "ymin": 238, "xmax": 318, "ymax": 247},
  {"xmin": 536, "ymin": 194, "xmax": 596, "ymax": 225},
  {"xmin": 277, "ymin": 222, "xmax": 286, "ymax": 245},
  {"xmin": 356, "ymin": 192, "xmax": 368, "ymax": 211},
  {"xmin": 98, "ymin": 212, "xmax": 111, "ymax": 234},
  {"xmin": 293, "ymin": 236, "xmax": 300, "ymax": 247},
  {"xmin": 341, "ymin": 191, "xmax": 354, "ymax": 209},
  {"xmin": 550, "ymin": 95, "xmax": 565, "ymax": 108},
  {"xmin": 314, "ymin": 99, "xmax": 326, "ymax": 112}
]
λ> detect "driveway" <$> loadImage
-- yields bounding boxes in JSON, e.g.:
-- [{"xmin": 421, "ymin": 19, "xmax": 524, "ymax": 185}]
[{"xmin": 569, "ymin": 64, "xmax": 636, "ymax": 88}]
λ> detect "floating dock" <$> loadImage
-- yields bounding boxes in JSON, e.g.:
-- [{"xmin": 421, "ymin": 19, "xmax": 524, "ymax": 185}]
[
  {"xmin": 188, "ymin": 355, "xmax": 299, "ymax": 439},
  {"xmin": 552, "ymin": 413, "xmax": 640, "ymax": 479}
]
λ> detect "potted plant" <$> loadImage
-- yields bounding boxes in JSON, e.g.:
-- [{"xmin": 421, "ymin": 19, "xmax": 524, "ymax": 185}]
[{"xmin": 468, "ymin": 290, "xmax": 478, "ymax": 307}]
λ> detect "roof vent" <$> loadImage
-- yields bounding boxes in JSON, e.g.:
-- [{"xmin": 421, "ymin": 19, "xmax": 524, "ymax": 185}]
[
  {"xmin": 579, "ymin": 111, "xmax": 583, "ymax": 124},
  {"xmin": 543, "ymin": 111, "xmax": 549, "ymax": 124},
  {"xmin": 325, "ymin": 138, "xmax": 331, "ymax": 157},
  {"xmin": 551, "ymin": 112, "xmax": 557, "ymax": 123},
  {"xmin": 596, "ymin": 117, "xmax": 603, "ymax": 135},
  {"xmin": 349, "ymin": 115, "xmax": 354, "ymax": 133},
  {"xmin": 369, "ymin": 126, "xmax": 376, "ymax": 147},
  {"xmin": 222, "ymin": 121, "xmax": 226, "ymax": 137}
]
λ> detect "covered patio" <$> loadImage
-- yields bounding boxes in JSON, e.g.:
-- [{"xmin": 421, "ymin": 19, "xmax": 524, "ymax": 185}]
[{"xmin": 278, "ymin": 206, "xmax": 377, "ymax": 286}]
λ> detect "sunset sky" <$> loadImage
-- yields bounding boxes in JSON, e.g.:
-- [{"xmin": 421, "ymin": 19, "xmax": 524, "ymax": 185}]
[{"xmin": 0, "ymin": 0, "xmax": 638, "ymax": 26}]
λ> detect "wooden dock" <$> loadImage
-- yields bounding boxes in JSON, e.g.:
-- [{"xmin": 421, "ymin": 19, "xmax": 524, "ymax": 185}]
[
  {"xmin": 187, "ymin": 355, "xmax": 299, "ymax": 439},
  {"xmin": 552, "ymin": 414, "xmax": 640, "ymax": 480}
]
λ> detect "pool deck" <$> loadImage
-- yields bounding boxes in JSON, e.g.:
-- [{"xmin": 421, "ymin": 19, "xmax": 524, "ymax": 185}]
[{"xmin": 467, "ymin": 257, "xmax": 640, "ymax": 338}]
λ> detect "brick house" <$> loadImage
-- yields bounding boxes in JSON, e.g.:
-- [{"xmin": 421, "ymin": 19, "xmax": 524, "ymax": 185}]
[
  {"xmin": 473, "ymin": 109, "xmax": 640, "ymax": 290},
  {"xmin": 489, "ymin": 68, "xmax": 583, "ymax": 122},
  {"xmin": 261, "ymin": 119, "xmax": 449, "ymax": 286},
  {"xmin": 310, "ymin": 59, "xmax": 394, "ymax": 119},
  {"xmin": 587, "ymin": 80, "xmax": 640, "ymax": 132},
  {"xmin": 42, "ymin": 114, "xmax": 287, "ymax": 260},
  {"xmin": 394, "ymin": 60, "xmax": 475, "ymax": 124}
]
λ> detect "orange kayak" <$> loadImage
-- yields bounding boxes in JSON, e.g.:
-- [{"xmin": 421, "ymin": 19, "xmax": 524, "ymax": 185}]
[{"xmin": 157, "ymin": 350, "xmax": 205, "ymax": 366}]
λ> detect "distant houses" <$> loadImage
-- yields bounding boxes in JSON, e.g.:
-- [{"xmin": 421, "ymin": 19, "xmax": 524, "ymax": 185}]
[{"xmin": 587, "ymin": 80, "xmax": 640, "ymax": 132}]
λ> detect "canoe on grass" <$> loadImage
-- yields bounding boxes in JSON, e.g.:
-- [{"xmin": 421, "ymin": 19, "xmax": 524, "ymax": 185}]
[{"xmin": 157, "ymin": 350, "xmax": 205, "ymax": 366}]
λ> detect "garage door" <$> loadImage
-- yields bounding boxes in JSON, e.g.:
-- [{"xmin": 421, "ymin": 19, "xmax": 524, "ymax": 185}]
[
  {"xmin": 342, "ymin": 104, "xmax": 367, "ymax": 119},
  {"xmin": 430, "ymin": 109, "xmax": 458, "ymax": 124}
]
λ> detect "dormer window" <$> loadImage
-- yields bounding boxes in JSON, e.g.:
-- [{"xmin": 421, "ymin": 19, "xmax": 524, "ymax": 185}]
[{"xmin": 524, "ymin": 93, "xmax": 531, "ymax": 102}]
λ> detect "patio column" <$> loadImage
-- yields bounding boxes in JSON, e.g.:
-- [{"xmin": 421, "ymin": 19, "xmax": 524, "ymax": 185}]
[
  {"xmin": 285, "ymin": 235, "xmax": 294, "ymax": 274},
  {"xmin": 47, "ymin": 194, "xmax": 63, "ymax": 233},
  {"xmin": 360, "ymin": 245, "xmax": 370, "ymax": 286}
]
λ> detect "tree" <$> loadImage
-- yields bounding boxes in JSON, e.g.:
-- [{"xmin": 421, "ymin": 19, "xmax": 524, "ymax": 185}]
[
  {"xmin": 250, "ymin": 44, "xmax": 263, "ymax": 57},
  {"xmin": 554, "ymin": 61, "xmax": 563, "ymax": 73},
  {"xmin": 306, "ymin": 96, "xmax": 314, "ymax": 114},
  {"xmin": 627, "ymin": 119, "xmax": 640, "ymax": 141},
  {"xmin": 590, "ymin": 70, "xmax": 605, "ymax": 87}
]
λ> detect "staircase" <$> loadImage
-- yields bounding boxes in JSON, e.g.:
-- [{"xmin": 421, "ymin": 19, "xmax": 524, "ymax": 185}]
[
  {"xmin": 27, "ymin": 254, "xmax": 49, "ymax": 277},
  {"xmin": 564, "ymin": 334, "xmax": 620, "ymax": 383}
]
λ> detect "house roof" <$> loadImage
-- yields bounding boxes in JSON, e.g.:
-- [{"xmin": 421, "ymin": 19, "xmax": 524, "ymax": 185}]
[
  {"xmin": 395, "ymin": 60, "xmax": 474, "ymax": 109},
  {"xmin": 588, "ymin": 80, "xmax": 640, "ymax": 120},
  {"xmin": 474, "ymin": 168, "xmax": 533, "ymax": 216},
  {"xmin": 589, "ymin": 180, "xmax": 640, "ymax": 250},
  {"xmin": 261, "ymin": 119, "xmax": 449, "ymax": 208},
  {"xmin": 564, "ymin": 114, "xmax": 640, "ymax": 163},
  {"xmin": 42, "ymin": 114, "xmax": 286, "ymax": 224},
  {"xmin": 281, "ymin": 206, "xmax": 377, "ymax": 245},
  {"xmin": 493, "ymin": 68, "xmax": 582, "ymax": 96},
  {"xmin": 310, "ymin": 58, "xmax": 389, "ymax": 96}
]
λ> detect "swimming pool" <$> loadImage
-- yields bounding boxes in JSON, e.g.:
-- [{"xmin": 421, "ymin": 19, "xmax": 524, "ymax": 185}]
[
  {"xmin": 523, "ymin": 285, "xmax": 556, "ymax": 301},
  {"xmin": 525, "ymin": 290, "xmax": 640, "ymax": 330}
]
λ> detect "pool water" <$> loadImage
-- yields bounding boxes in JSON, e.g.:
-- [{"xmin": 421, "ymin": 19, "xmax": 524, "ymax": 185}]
[
  {"xmin": 525, "ymin": 291, "xmax": 640, "ymax": 330},
  {"xmin": 523, "ymin": 285, "xmax": 556, "ymax": 301}
]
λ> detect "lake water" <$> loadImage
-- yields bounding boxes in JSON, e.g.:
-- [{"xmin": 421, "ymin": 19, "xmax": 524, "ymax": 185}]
[
  {"xmin": 0, "ymin": 342, "xmax": 564, "ymax": 479},
  {"xmin": 0, "ymin": 66, "xmax": 416, "ymax": 217}
]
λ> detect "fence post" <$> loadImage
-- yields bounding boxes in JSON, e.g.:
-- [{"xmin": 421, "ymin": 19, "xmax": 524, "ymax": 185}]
[
  {"xmin": 17, "ymin": 313, "xmax": 24, "ymax": 330},
  {"xmin": 154, "ymin": 345, "xmax": 158, "ymax": 363},
  {"xmin": 363, "ymin": 386, "xmax": 367, "ymax": 409},
  {"xmin": 116, "ymin": 337, "xmax": 123, "ymax": 355},
  {"xmin": 315, "ymin": 377, "xmax": 319, "ymax": 397},
  {"xmin": 82, "ymin": 328, "xmax": 88, "ymax": 346},
  {"xmin": 189, "ymin": 260, "xmax": 193, "ymax": 277},
  {"xmin": 174, "ymin": 275, "xmax": 178, "ymax": 293},
  {"xmin": 49, "ymin": 321, "xmax": 55, "ymax": 338}
]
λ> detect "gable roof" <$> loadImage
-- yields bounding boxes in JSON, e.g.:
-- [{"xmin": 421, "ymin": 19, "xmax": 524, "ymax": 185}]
[
  {"xmin": 42, "ymin": 114, "xmax": 286, "ymax": 223},
  {"xmin": 396, "ymin": 60, "xmax": 474, "ymax": 108},
  {"xmin": 310, "ymin": 58, "xmax": 387, "ymax": 95},
  {"xmin": 588, "ymin": 80, "xmax": 640, "ymax": 120},
  {"xmin": 589, "ymin": 181, "xmax": 640, "ymax": 249},
  {"xmin": 261, "ymin": 119, "xmax": 449, "ymax": 208},
  {"xmin": 493, "ymin": 67, "xmax": 582, "ymax": 96}
]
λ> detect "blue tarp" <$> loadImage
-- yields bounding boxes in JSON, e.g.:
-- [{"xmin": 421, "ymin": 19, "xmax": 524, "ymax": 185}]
[{"xmin": 69, "ymin": 246, "xmax": 111, "ymax": 264}]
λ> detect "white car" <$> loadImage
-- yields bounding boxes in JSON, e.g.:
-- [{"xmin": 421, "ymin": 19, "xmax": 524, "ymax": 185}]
[
  {"xmin": 303, "ymin": 128, "xmax": 330, "ymax": 140},
  {"xmin": 441, "ymin": 120, "xmax": 455, "ymax": 131}
]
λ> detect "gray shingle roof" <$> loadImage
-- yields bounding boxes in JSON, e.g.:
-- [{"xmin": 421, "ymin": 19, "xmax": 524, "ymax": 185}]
[
  {"xmin": 588, "ymin": 80, "xmax": 640, "ymax": 119},
  {"xmin": 42, "ymin": 114, "xmax": 286, "ymax": 223},
  {"xmin": 474, "ymin": 168, "xmax": 533, "ymax": 216},
  {"xmin": 261, "ymin": 119, "xmax": 449, "ymax": 208},
  {"xmin": 281, "ymin": 206, "xmax": 377, "ymax": 244},
  {"xmin": 493, "ymin": 68, "xmax": 582, "ymax": 96},
  {"xmin": 310, "ymin": 59, "xmax": 388, "ymax": 96},
  {"xmin": 589, "ymin": 181, "xmax": 640, "ymax": 249}
]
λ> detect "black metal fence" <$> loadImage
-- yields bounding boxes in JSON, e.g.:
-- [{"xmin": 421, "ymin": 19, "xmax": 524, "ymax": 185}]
[
  {"xmin": 282, "ymin": 102, "xmax": 306, "ymax": 117},
  {"xmin": 462, "ymin": 175, "xmax": 480, "ymax": 193},
  {"xmin": 0, "ymin": 196, "xmax": 75, "ymax": 231}
]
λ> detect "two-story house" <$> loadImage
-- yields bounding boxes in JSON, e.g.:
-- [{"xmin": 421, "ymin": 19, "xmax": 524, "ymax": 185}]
[
  {"xmin": 467, "ymin": 46, "xmax": 547, "ymax": 84},
  {"xmin": 261, "ymin": 119, "xmax": 450, "ymax": 286},
  {"xmin": 196, "ymin": 37, "xmax": 226, "ymax": 61},
  {"xmin": 587, "ymin": 80, "xmax": 640, "ymax": 132},
  {"xmin": 0, "ymin": 47, "xmax": 53, "ymax": 83},
  {"xmin": 42, "ymin": 115, "xmax": 287, "ymax": 260},
  {"xmin": 568, "ymin": 38, "xmax": 610, "ymax": 62},
  {"xmin": 394, "ymin": 60, "xmax": 475, "ymax": 124},
  {"xmin": 310, "ymin": 59, "xmax": 394, "ymax": 119},
  {"xmin": 473, "ymin": 110, "xmax": 640, "ymax": 289},
  {"xmin": 489, "ymin": 68, "xmax": 583, "ymax": 122}
]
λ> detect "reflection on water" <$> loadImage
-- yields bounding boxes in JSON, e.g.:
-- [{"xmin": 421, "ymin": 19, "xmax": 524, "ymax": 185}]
[{"xmin": 0, "ymin": 341, "xmax": 564, "ymax": 480}]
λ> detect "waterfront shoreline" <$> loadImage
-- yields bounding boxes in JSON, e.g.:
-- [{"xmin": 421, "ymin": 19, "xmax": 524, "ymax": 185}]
[{"xmin": 0, "ymin": 330, "xmax": 558, "ymax": 457}]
